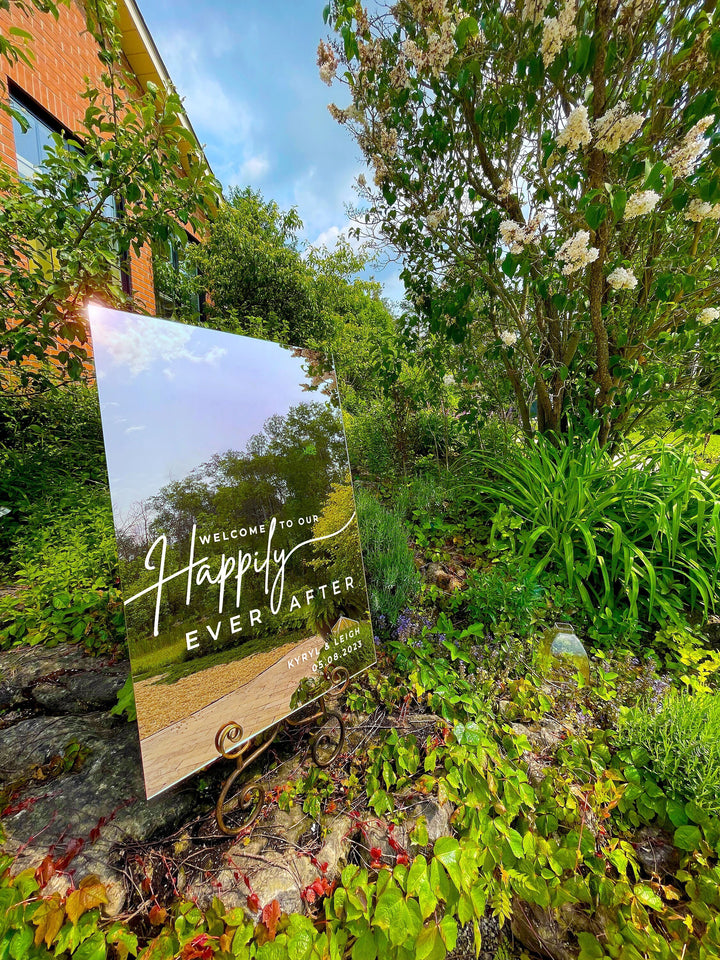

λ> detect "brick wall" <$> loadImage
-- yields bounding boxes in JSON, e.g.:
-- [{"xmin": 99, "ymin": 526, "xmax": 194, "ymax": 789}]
[{"xmin": 0, "ymin": 0, "xmax": 156, "ymax": 312}]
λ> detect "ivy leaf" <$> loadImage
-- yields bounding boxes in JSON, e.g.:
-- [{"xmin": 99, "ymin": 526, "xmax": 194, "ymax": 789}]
[
  {"xmin": 415, "ymin": 924, "xmax": 441, "ymax": 960},
  {"xmin": 352, "ymin": 930, "xmax": 377, "ymax": 960},
  {"xmin": 633, "ymin": 884, "xmax": 663, "ymax": 911},
  {"xmin": 261, "ymin": 899, "xmax": 282, "ymax": 941},
  {"xmin": 577, "ymin": 932, "xmax": 605, "ymax": 959},
  {"xmin": 65, "ymin": 882, "xmax": 108, "ymax": 924},
  {"xmin": 673, "ymin": 825, "xmax": 702, "ymax": 851},
  {"xmin": 433, "ymin": 837, "xmax": 462, "ymax": 890},
  {"xmin": 73, "ymin": 931, "xmax": 107, "ymax": 960}
]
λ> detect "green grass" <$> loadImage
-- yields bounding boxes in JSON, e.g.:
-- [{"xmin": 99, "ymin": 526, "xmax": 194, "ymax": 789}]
[{"xmin": 617, "ymin": 690, "xmax": 720, "ymax": 816}]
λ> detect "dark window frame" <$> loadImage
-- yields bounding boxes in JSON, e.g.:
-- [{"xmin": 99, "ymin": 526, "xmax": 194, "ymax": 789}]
[{"xmin": 9, "ymin": 81, "xmax": 132, "ymax": 296}]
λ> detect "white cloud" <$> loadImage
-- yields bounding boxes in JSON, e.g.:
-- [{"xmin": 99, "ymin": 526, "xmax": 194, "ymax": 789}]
[
  {"xmin": 228, "ymin": 154, "xmax": 270, "ymax": 185},
  {"xmin": 92, "ymin": 312, "xmax": 226, "ymax": 377},
  {"xmin": 157, "ymin": 30, "xmax": 252, "ymax": 146},
  {"xmin": 125, "ymin": 425, "xmax": 146, "ymax": 435}
]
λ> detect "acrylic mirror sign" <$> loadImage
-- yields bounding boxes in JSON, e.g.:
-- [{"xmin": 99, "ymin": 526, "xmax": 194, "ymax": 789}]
[{"xmin": 88, "ymin": 306, "xmax": 375, "ymax": 798}]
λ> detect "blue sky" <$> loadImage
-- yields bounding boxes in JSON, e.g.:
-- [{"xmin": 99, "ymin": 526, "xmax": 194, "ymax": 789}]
[
  {"xmin": 138, "ymin": 0, "xmax": 405, "ymax": 305},
  {"xmin": 89, "ymin": 305, "xmax": 320, "ymax": 521}
]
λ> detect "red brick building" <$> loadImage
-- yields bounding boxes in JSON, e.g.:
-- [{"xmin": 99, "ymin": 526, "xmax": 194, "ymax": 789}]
[{"xmin": 0, "ymin": 0, "xmax": 205, "ymax": 313}]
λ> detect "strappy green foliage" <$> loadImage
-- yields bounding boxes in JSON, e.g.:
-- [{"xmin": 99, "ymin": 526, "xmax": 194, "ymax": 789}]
[{"xmin": 459, "ymin": 435, "xmax": 720, "ymax": 628}]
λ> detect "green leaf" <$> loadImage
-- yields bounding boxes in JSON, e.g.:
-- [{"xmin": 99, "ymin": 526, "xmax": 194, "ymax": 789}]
[
  {"xmin": 633, "ymin": 884, "xmax": 663, "ymax": 911},
  {"xmin": 611, "ymin": 189, "xmax": 627, "ymax": 221},
  {"xmin": 585, "ymin": 204, "xmax": 607, "ymax": 230},
  {"xmin": 433, "ymin": 837, "xmax": 462, "ymax": 890},
  {"xmin": 372, "ymin": 887, "xmax": 405, "ymax": 935},
  {"xmin": 352, "ymin": 930, "xmax": 377, "ymax": 960},
  {"xmin": 577, "ymin": 931, "xmax": 605, "ymax": 959},
  {"xmin": 415, "ymin": 925, "xmax": 441, "ymax": 960},
  {"xmin": 673, "ymin": 825, "xmax": 702, "ymax": 851},
  {"xmin": 72, "ymin": 931, "xmax": 107, "ymax": 960},
  {"xmin": 454, "ymin": 16, "xmax": 479, "ymax": 50}
]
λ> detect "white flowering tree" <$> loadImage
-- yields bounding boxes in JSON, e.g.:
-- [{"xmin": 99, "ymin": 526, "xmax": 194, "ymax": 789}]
[{"xmin": 320, "ymin": 0, "xmax": 720, "ymax": 445}]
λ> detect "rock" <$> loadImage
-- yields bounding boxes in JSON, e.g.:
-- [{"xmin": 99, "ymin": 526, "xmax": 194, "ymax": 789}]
[
  {"xmin": 511, "ymin": 899, "xmax": 589, "ymax": 960},
  {"xmin": 447, "ymin": 915, "xmax": 504, "ymax": 960},
  {"xmin": 508, "ymin": 719, "xmax": 565, "ymax": 754},
  {"xmin": 634, "ymin": 826, "xmax": 680, "ymax": 879},
  {"xmin": 1, "ymin": 647, "xmax": 198, "ymax": 917},
  {"xmin": 316, "ymin": 814, "xmax": 355, "ymax": 877},
  {"xmin": 410, "ymin": 797, "xmax": 454, "ymax": 845},
  {"xmin": 31, "ymin": 667, "xmax": 126, "ymax": 714},
  {"xmin": 0, "ymin": 643, "xmax": 127, "ymax": 715},
  {"xmin": 206, "ymin": 846, "xmax": 318, "ymax": 916},
  {"xmin": 702, "ymin": 616, "xmax": 720, "ymax": 646},
  {"xmin": 421, "ymin": 563, "xmax": 462, "ymax": 593}
]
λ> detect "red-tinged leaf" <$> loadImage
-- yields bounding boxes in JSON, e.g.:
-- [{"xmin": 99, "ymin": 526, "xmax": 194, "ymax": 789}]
[
  {"xmin": 55, "ymin": 837, "xmax": 85, "ymax": 871},
  {"xmin": 261, "ymin": 899, "xmax": 282, "ymax": 940},
  {"xmin": 35, "ymin": 855, "xmax": 57, "ymax": 887},
  {"xmin": 148, "ymin": 904, "xmax": 167, "ymax": 925},
  {"xmin": 370, "ymin": 847, "xmax": 383, "ymax": 860},
  {"xmin": 303, "ymin": 887, "xmax": 316, "ymax": 903},
  {"xmin": 320, "ymin": 861, "xmax": 329, "ymax": 874},
  {"xmin": 246, "ymin": 892, "xmax": 260, "ymax": 912}
]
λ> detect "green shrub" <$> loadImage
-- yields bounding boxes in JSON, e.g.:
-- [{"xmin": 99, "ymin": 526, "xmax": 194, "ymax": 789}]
[
  {"xmin": 452, "ymin": 563, "xmax": 546, "ymax": 638},
  {"xmin": 393, "ymin": 473, "xmax": 449, "ymax": 523},
  {"xmin": 617, "ymin": 691, "xmax": 720, "ymax": 816},
  {"xmin": 0, "ymin": 383, "xmax": 107, "ymax": 553},
  {"xmin": 355, "ymin": 488, "xmax": 421, "ymax": 627},
  {"xmin": 0, "ymin": 485, "xmax": 125, "ymax": 653},
  {"xmin": 459, "ymin": 434, "xmax": 720, "ymax": 630}
]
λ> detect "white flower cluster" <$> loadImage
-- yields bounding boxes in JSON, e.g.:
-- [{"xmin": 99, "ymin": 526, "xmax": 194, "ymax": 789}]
[
  {"xmin": 358, "ymin": 39, "xmax": 382, "ymax": 71},
  {"xmin": 698, "ymin": 307, "xmax": 720, "ymax": 326},
  {"xmin": 624, "ymin": 189, "xmax": 660, "ymax": 220},
  {"xmin": 557, "ymin": 105, "xmax": 591, "ymax": 151},
  {"xmin": 317, "ymin": 41, "xmax": 339, "ymax": 86},
  {"xmin": 684, "ymin": 198, "xmax": 720, "ymax": 222},
  {"xmin": 593, "ymin": 102, "xmax": 645, "ymax": 153},
  {"xmin": 607, "ymin": 267, "xmax": 638, "ymax": 290},
  {"xmin": 500, "ymin": 330, "xmax": 518, "ymax": 346},
  {"xmin": 389, "ymin": 59, "xmax": 410, "ymax": 89},
  {"xmin": 427, "ymin": 206, "xmax": 450, "ymax": 230},
  {"xmin": 666, "ymin": 115, "xmax": 716, "ymax": 179},
  {"xmin": 500, "ymin": 215, "xmax": 542, "ymax": 253},
  {"xmin": 357, "ymin": 173, "xmax": 367, "ymax": 188},
  {"xmin": 557, "ymin": 230, "xmax": 599, "ymax": 275},
  {"xmin": 523, "ymin": 0, "xmax": 550, "ymax": 25},
  {"xmin": 541, "ymin": 0, "xmax": 577, "ymax": 67},
  {"xmin": 373, "ymin": 157, "xmax": 389, "ymax": 186},
  {"xmin": 355, "ymin": 4, "xmax": 370, "ymax": 34},
  {"xmin": 376, "ymin": 125, "xmax": 399, "ymax": 158},
  {"xmin": 328, "ymin": 102, "xmax": 364, "ymax": 125},
  {"xmin": 403, "ymin": 17, "xmax": 456, "ymax": 78}
]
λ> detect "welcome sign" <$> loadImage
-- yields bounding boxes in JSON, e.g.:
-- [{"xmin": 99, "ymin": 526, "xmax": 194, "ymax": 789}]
[{"xmin": 89, "ymin": 306, "xmax": 375, "ymax": 798}]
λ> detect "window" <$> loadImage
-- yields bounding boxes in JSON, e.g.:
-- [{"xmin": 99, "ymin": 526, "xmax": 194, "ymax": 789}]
[
  {"xmin": 10, "ymin": 92, "xmax": 63, "ymax": 181},
  {"xmin": 9, "ymin": 86, "xmax": 131, "ymax": 295},
  {"xmin": 154, "ymin": 234, "xmax": 204, "ymax": 320}
]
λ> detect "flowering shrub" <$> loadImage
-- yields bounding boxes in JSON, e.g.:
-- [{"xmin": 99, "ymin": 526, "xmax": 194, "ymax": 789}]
[{"xmin": 321, "ymin": 0, "xmax": 720, "ymax": 445}]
